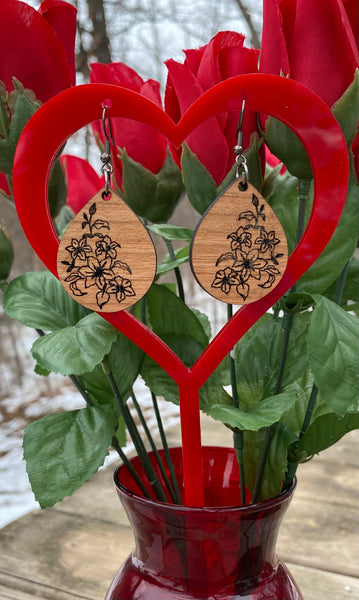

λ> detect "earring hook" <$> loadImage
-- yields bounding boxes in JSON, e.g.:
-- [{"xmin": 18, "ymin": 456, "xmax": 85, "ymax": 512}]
[
  {"xmin": 102, "ymin": 104, "xmax": 115, "ymax": 147},
  {"xmin": 100, "ymin": 104, "xmax": 114, "ymax": 196},
  {"xmin": 234, "ymin": 98, "xmax": 248, "ymax": 189}
]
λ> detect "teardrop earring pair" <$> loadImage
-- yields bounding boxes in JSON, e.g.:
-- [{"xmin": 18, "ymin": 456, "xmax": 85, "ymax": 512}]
[{"xmin": 57, "ymin": 101, "xmax": 288, "ymax": 312}]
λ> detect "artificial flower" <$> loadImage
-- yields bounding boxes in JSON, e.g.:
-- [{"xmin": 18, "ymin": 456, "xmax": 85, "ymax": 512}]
[
  {"xmin": 165, "ymin": 31, "xmax": 260, "ymax": 185},
  {"xmin": 0, "ymin": 0, "xmax": 76, "ymax": 103}
]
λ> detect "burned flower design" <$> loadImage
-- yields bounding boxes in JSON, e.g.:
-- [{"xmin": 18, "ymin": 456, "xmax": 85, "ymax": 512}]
[
  {"xmin": 211, "ymin": 192, "xmax": 285, "ymax": 301},
  {"xmin": 107, "ymin": 276, "xmax": 135, "ymax": 303},
  {"xmin": 212, "ymin": 267, "xmax": 241, "ymax": 295},
  {"xmin": 60, "ymin": 202, "xmax": 135, "ymax": 309}
]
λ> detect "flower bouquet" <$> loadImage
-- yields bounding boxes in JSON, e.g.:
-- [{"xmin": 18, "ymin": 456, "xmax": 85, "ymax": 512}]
[{"xmin": 0, "ymin": 0, "xmax": 358, "ymax": 597}]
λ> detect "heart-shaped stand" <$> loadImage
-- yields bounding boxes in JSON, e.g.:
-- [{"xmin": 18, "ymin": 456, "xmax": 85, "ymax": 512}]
[{"xmin": 13, "ymin": 74, "xmax": 349, "ymax": 506}]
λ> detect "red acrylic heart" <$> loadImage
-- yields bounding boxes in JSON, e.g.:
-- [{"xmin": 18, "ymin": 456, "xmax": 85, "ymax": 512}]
[{"xmin": 12, "ymin": 75, "xmax": 349, "ymax": 506}]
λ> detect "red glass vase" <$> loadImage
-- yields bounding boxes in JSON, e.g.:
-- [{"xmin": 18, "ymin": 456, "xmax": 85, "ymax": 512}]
[{"xmin": 105, "ymin": 446, "xmax": 303, "ymax": 600}]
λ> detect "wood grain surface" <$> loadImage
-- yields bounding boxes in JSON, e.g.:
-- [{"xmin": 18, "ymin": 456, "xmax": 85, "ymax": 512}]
[
  {"xmin": 57, "ymin": 189, "xmax": 156, "ymax": 312},
  {"xmin": 190, "ymin": 181, "xmax": 288, "ymax": 305}
]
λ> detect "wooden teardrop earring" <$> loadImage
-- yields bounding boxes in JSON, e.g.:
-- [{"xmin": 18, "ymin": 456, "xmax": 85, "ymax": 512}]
[
  {"xmin": 57, "ymin": 102, "xmax": 157, "ymax": 312},
  {"xmin": 190, "ymin": 99, "xmax": 288, "ymax": 305}
]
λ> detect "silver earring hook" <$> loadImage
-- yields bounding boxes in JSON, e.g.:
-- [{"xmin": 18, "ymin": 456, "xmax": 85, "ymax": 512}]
[
  {"xmin": 233, "ymin": 98, "xmax": 248, "ymax": 189},
  {"xmin": 100, "ymin": 105, "xmax": 114, "ymax": 197}
]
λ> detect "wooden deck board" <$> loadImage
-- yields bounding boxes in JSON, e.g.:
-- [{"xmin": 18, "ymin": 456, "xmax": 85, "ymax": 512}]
[{"xmin": 0, "ymin": 420, "xmax": 358, "ymax": 600}]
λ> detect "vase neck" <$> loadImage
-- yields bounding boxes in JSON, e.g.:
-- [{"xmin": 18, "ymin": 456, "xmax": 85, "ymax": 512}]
[{"xmin": 121, "ymin": 491, "xmax": 292, "ymax": 597}]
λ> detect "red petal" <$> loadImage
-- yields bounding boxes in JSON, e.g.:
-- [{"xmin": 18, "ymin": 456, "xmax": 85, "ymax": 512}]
[
  {"xmin": 196, "ymin": 31, "xmax": 246, "ymax": 91},
  {"xmin": 38, "ymin": 0, "xmax": 77, "ymax": 85},
  {"xmin": 0, "ymin": 0, "xmax": 75, "ymax": 102},
  {"xmin": 259, "ymin": 0, "xmax": 291, "ymax": 76},
  {"xmin": 165, "ymin": 58, "xmax": 229, "ymax": 184},
  {"xmin": 61, "ymin": 155, "xmax": 104, "ymax": 213},
  {"xmin": 90, "ymin": 62, "xmax": 144, "ymax": 90},
  {"xmin": 89, "ymin": 63, "xmax": 167, "ymax": 183},
  {"xmin": 342, "ymin": 0, "xmax": 358, "ymax": 49},
  {"xmin": 287, "ymin": 0, "xmax": 358, "ymax": 106},
  {"xmin": 0, "ymin": 172, "xmax": 11, "ymax": 197}
]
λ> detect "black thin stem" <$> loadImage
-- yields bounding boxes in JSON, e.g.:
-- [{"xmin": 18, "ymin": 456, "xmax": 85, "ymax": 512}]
[
  {"xmin": 227, "ymin": 304, "xmax": 246, "ymax": 505},
  {"xmin": 251, "ymin": 179, "xmax": 310, "ymax": 503},
  {"xmin": 131, "ymin": 391, "xmax": 179, "ymax": 503},
  {"xmin": 111, "ymin": 436, "xmax": 152, "ymax": 499},
  {"xmin": 151, "ymin": 391, "xmax": 182, "ymax": 504},
  {"xmin": 102, "ymin": 356, "xmax": 168, "ymax": 502},
  {"xmin": 165, "ymin": 239, "xmax": 185, "ymax": 302},
  {"xmin": 140, "ymin": 294, "xmax": 181, "ymax": 503}
]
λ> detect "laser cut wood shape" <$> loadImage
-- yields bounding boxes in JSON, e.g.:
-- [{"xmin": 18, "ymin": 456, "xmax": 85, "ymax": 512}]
[
  {"xmin": 190, "ymin": 180, "xmax": 288, "ymax": 304},
  {"xmin": 57, "ymin": 189, "xmax": 156, "ymax": 312}
]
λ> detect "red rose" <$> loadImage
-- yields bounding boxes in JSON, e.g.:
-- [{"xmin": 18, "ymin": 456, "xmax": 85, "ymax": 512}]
[
  {"xmin": 0, "ymin": 0, "xmax": 76, "ymax": 103},
  {"xmin": 89, "ymin": 63, "xmax": 167, "ymax": 189},
  {"xmin": 60, "ymin": 155, "xmax": 105, "ymax": 214},
  {"xmin": 165, "ymin": 31, "xmax": 260, "ymax": 185},
  {"xmin": 259, "ymin": 0, "xmax": 358, "ymax": 108}
]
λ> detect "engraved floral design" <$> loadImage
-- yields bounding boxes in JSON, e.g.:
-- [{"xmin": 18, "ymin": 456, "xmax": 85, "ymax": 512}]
[
  {"xmin": 60, "ymin": 202, "xmax": 135, "ymax": 309},
  {"xmin": 212, "ymin": 193, "xmax": 284, "ymax": 301}
]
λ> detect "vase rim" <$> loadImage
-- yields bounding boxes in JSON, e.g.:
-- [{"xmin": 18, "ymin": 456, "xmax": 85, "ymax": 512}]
[{"xmin": 113, "ymin": 445, "xmax": 297, "ymax": 513}]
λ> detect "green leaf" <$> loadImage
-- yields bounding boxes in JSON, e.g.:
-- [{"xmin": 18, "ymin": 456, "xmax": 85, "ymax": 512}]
[
  {"xmin": 56, "ymin": 204, "xmax": 75, "ymax": 238},
  {"xmin": 263, "ymin": 116, "xmax": 312, "ymax": 180},
  {"xmin": 298, "ymin": 178, "xmax": 359, "ymax": 293},
  {"xmin": 31, "ymin": 313, "xmax": 118, "ymax": 375},
  {"xmin": 181, "ymin": 143, "xmax": 217, "ymax": 214},
  {"xmin": 120, "ymin": 149, "xmax": 184, "ymax": 223},
  {"xmin": 146, "ymin": 283, "xmax": 209, "ymax": 348},
  {"xmin": 244, "ymin": 423, "xmax": 293, "ymax": 500},
  {"xmin": 308, "ymin": 295, "xmax": 359, "ymax": 415},
  {"xmin": 141, "ymin": 333, "xmax": 204, "ymax": 404},
  {"xmin": 242, "ymin": 132, "xmax": 264, "ymax": 192},
  {"xmin": 204, "ymin": 388, "xmax": 299, "ymax": 431},
  {"xmin": 148, "ymin": 223, "xmax": 193, "ymax": 242},
  {"xmin": 107, "ymin": 333, "xmax": 144, "ymax": 401},
  {"xmin": 323, "ymin": 257, "xmax": 359, "ymax": 308},
  {"xmin": 23, "ymin": 405, "xmax": 116, "ymax": 507},
  {"xmin": 262, "ymin": 163, "xmax": 283, "ymax": 199},
  {"xmin": 332, "ymin": 69, "xmax": 359, "ymax": 147},
  {"xmin": 0, "ymin": 79, "xmax": 40, "ymax": 175},
  {"xmin": 280, "ymin": 373, "xmax": 316, "ymax": 435},
  {"xmin": 156, "ymin": 245, "xmax": 189, "ymax": 277},
  {"xmin": 267, "ymin": 173, "xmax": 311, "ymax": 256},
  {"xmin": 234, "ymin": 312, "xmax": 310, "ymax": 409},
  {"xmin": 48, "ymin": 158, "xmax": 67, "ymax": 219},
  {"xmin": 0, "ymin": 222, "xmax": 14, "ymax": 280},
  {"xmin": 3, "ymin": 271, "xmax": 84, "ymax": 330},
  {"xmin": 0, "ymin": 81, "xmax": 10, "ymax": 138},
  {"xmin": 292, "ymin": 411, "xmax": 359, "ymax": 460}
]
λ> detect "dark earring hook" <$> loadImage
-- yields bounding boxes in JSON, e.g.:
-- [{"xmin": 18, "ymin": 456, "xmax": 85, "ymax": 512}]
[{"xmin": 102, "ymin": 105, "xmax": 115, "ymax": 147}]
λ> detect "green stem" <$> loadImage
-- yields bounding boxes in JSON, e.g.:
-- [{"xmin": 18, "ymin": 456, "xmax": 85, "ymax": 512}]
[
  {"xmin": 251, "ymin": 179, "xmax": 310, "ymax": 503},
  {"xmin": 102, "ymin": 356, "xmax": 168, "ymax": 502},
  {"xmin": 131, "ymin": 391, "xmax": 179, "ymax": 503},
  {"xmin": 165, "ymin": 239, "xmax": 185, "ymax": 302},
  {"xmin": 227, "ymin": 304, "xmax": 246, "ymax": 505}
]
